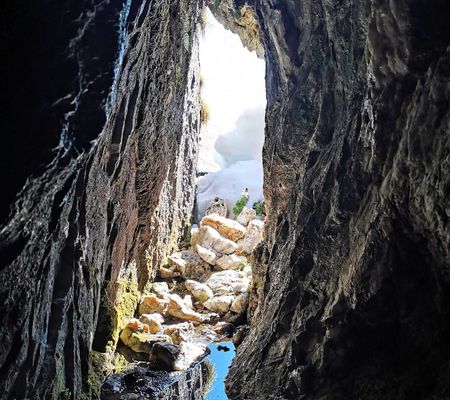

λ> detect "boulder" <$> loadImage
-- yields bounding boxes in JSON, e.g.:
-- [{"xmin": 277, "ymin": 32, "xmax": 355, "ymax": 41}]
[
  {"xmin": 119, "ymin": 327, "xmax": 172, "ymax": 353},
  {"xmin": 139, "ymin": 314, "xmax": 164, "ymax": 334},
  {"xmin": 198, "ymin": 226, "xmax": 238, "ymax": 254},
  {"xmin": 151, "ymin": 282, "xmax": 170, "ymax": 298},
  {"xmin": 196, "ymin": 244, "xmax": 217, "ymax": 265},
  {"xmin": 174, "ymin": 342, "xmax": 209, "ymax": 371},
  {"xmin": 168, "ymin": 250, "xmax": 201, "ymax": 275},
  {"xmin": 236, "ymin": 207, "xmax": 257, "ymax": 226},
  {"xmin": 158, "ymin": 266, "xmax": 181, "ymax": 279},
  {"xmin": 206, "ymin": 270, "xmax": 251, "ymax": 296},
  {"xmin": 201, "ymin": 214, "xmax": 246, "ymax": 241},
  {"xmin": 213, "ymin": 321, "xmax": 236, "ymax": 336},
  {"xmin": 231, "ymin": 292, "xmax": 249, "ymax": 314},
  {"xmin": 139, "ymin": 294, "xmax": 168, "ymax": 315},
  {"xmin": 215, "ymin": 254, "xmax": 247, "ymax": 270},
  {"xmin": 203, "ymin": 295, "xmax": 235, "ymax": 314},
  {"xmin": 149, "ymin": 340, "xmax": 208, "ymax": 372},
  {"xmin": 149, "ymin": 342, "xmax": 182, "ymax": 371},
  {"xmin": 125, "ymin": 318, "xmax": 151, "ymax": 333},
  {"xmin": 163, "ymin": 322, "xmax": 194, "ymax": 345},
  {"xmin": 183, "ymin": 294, "xmax": 194, "ymax": 310},
  {"xmin": 185, "ymin": 280, "xmax": 213, "ymax": 303},
  {"xmin": 166, "ymin": 294, "xmax": 205, "ymax": 323},
  {"xmin": 238, "ymin": 219, "xmax": 264, "ymax": 254}
]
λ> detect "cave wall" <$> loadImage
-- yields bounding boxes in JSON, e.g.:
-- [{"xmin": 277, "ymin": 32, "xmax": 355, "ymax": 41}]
[
  {"xmin": 227, "ymin": 0, "xmax": 450, "ymax": 399},
  {"xmin": 0, "ymin": 0, "xmax": 201, "ymax": 398}
]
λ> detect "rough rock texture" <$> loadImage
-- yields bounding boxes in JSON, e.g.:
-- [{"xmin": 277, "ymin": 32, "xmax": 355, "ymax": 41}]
[
  {"xmin": 0, "ymin": 0, "xmax": 202, "ymax": 398},
  {"xmin": 226, "ymin": 1, "xmax": 450, "ymax": 399}
]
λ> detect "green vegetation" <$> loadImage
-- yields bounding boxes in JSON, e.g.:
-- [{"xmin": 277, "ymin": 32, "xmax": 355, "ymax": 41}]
[
  {"xmin": 253, "ymin": 201, "xmax": 264, "ymax": 216},
  {"xmin": 233, "ymin": 195, "xmax": 249, "ymax": 216},
  {"xmin": 105, "ymin": 278, "xmax": 140, "ymax": 349}
]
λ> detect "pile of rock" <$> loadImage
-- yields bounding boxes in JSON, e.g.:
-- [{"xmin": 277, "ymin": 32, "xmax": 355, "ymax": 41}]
[{"xmin": 118, "ymin": 207, "xmax": 264, "ymax": 372}]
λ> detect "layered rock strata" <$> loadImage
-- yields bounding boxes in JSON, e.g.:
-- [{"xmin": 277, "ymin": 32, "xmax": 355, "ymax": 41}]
[
  {"xmin": 226, "ymin": 1, "xmax": 450, "ymax": 399},
  {"xmin": 0, "ymin": 1, "xmax": 202, "ymax": 398}
]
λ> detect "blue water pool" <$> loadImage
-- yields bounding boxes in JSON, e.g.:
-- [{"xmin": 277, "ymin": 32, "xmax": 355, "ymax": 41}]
[{"xmin": 205, "ymin": 342, "xmax": 235, "ymax": 400}]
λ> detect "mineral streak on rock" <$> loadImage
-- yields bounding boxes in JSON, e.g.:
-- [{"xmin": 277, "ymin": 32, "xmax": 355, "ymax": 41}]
[
  {"xmin": 225, "ymin": 1, "xmax": 450, "ymax": 399},
  {"xmin": 0, "ymin": 0, "xmax": 202, "ymax": 398}
]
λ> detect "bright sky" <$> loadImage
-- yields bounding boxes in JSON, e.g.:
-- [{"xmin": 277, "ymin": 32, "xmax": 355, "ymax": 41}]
[{"xmin": 198, "ymin": 9, "xmax": 266, "ymax": 172}]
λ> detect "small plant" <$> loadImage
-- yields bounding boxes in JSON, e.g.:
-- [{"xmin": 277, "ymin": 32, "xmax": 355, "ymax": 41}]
[
  {"xmin": 213, "ymin": 0, "xmax": 222, "ymax": 7},
  {"xmin": 200, "ymin": 98, "xmax": 210, "ymax": 125},
  {"xmin": 233, "ymin": 195, "xmax": 248, "ymax": 216},
  {"xmin": 253, "ymin": 201, "xmax": 264, "ymax": 216}
]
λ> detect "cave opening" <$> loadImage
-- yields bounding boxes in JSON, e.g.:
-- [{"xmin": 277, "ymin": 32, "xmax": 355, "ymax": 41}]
[{"xmin": 196, "ymin": 7, "xmax": 266, "ymax": 223}]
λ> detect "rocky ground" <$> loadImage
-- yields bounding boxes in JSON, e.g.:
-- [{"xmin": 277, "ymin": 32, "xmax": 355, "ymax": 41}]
[{"xmin": 102, "ymin": 207, "xmax": 264, "ymax": 397}]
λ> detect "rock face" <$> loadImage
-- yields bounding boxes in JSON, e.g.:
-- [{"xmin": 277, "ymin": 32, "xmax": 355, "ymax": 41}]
[
  {"xmin": 1, "ymin": 0, "xmax": 450, "ymax": 399},
  {"xmin": 224, "ymin": 1, "xmax": 450, "ymax": 399},
  {"xmin": 0, "ymin": 0, "xmax": 202, "ymax": 398}
]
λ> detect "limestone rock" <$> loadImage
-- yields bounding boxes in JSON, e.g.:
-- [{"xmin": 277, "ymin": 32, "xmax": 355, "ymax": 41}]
[
  {"xmin": 166, "ymin": 294, "xmax": 205, "ymax": 323},
  {"xmin": 236, "ymin": 207, "xmax": 257, "ymax": 226},
  {"xmin": 230, "ymin": 293, "xmax": 249, "ymax": 314},
  {"xmin": 203, "ymin": 295, "xmax": 235, "ymax": 315},
  {"xmin": 206, "ymin": 270, "xmax": 251, "ymax": 296},
  {"xmin": 168, "ymin": 250, "xmax": 202, "ymax": 275},
  {"xmin": 238, "ymin": 219, "xmax": 264, "ymax": 254},
  {"xmin": 216, "ymin": 254, "xmax": 247, "ymax": 271},
  {"xmin": 125, "ymin": 318, "xmax": 151, "ymax": 333},
  {"xmin": 139, "ymin": 314, "xmax": 164, "ymax": 334},
  {"xmin": 163, "ymin": 322, "xmax": 194, "ymax": 345},
  {"xmin": 185, "ymin": 280, "xmax": 214, "ymax": 303},
  {"xmin": 119, "ymin": 327, "xmax": 172, "ymax": 354},
  {"xmin": 201, "ymin": 214, "xmax": 246, "ymax": 241},
  {"xmin": 175, "ymin": 342, "xmax": 209, "ymax": 371},
  {"xmin": 152, "ymin": 282, "xmax": 170, "ymax": 298},
  {"xmin": 139, "ymin": 294, "xmax": 168, "ymax": 315},
  {"xmin": 183, "ymin": 294, "xmax": 194, "ymax": 310},
  {"xmin": 158, "ymin": 266, "xmax": 181, "ymax": 279},
  {"xmin": 198, "ymin": 225, "xmax": 238, "ymax": 254},
  {"xmin": 196, "ymin": 244, "xmax": 217, "ymax": 265},
  {"xmin": 204, "ymin": 197, "xmax": 228, "ymax": 217}
]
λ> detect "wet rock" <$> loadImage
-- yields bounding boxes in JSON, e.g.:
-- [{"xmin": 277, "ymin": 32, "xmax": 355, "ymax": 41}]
[
  {"xmin": 206, "ymin": 270, "xmax": 251, "ymax": 296},
  {"xmin": 139, "ymin": 294, "xmax": 168, "ymax": 315},
  {"xmin": 238, "ymin": 219, "xmax": 264, "ymax": 254},
  {"xmin": 185, "ymin": 280, "xmax": 214, "ymax": 303},
  {"xmin": 149, "ymin": 342, "xmax": 182, "ymax": 371},
  {"xmin": 166, "ymin": 294, "xmax": 205, "ymax": 323},
  {"xmin": 148, "ymin": 341, "xmax": 209, "ymax": 372},
  {"xmin": 201, "ymin": 213, "xmax": 246, "ymax": 241},
  {"xmin": 230, "ymin": 292, "xmax": 249, "ymax": 315},
  {"xmin": 215, "ymin": 254, "xmax": 247, "ymax": 270},
  {"xmin": 196, "ymin": 244, "xmax": 217, "ymax": 265},
  {"xmin": 139, "ymin": 314, "xmax": 164, "ymax": 334},
  {"xmin": 119, "ymin": 328, "xmax": 172, "ymax": 354},
  {"xmin": 236, "ymin": 207, "xmax": 257, "ymax": 226},
  {"xmin": 203, "ymin": 295, "xmax": 235, "ymax": 315}
]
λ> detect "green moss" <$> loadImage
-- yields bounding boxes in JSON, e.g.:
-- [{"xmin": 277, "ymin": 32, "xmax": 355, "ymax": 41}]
[{"xmin": 107, "ymin": 278, "xmax": 140, "ymax": 349}]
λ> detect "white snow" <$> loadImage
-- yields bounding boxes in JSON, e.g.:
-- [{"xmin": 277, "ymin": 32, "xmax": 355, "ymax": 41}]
[
  {"xmin": 196, "ymin": 160, "xmax": 263, "ymax": 221},
  {"xmin": 197, "ymin": 9, "xmax": 265, "ymax": 220}
]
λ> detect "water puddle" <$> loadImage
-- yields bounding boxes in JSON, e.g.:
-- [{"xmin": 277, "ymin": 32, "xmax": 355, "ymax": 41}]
[{"xmin": 205, "ymin": 342, "xmax": 235, "ymax": 400}]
